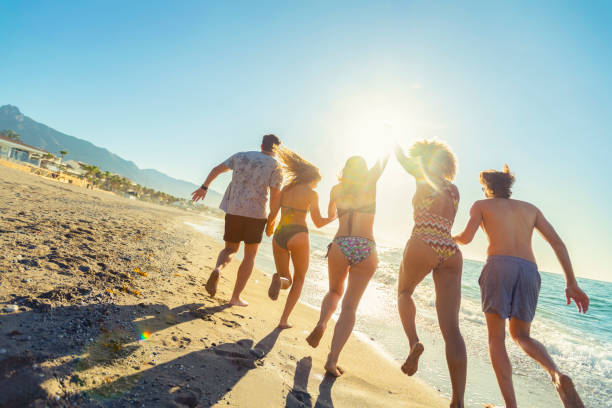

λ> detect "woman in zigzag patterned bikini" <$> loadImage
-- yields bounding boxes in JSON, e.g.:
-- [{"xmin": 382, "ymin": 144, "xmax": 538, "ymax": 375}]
[{"xmin": 394, "ymin": 140, "xmax": 467, "ymax": 408}]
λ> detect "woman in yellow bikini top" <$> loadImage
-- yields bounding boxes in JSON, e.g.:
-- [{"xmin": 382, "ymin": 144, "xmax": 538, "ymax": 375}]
[{"xmin": 266, "ymin": 147, "xmax": 334, "ymax": 329}]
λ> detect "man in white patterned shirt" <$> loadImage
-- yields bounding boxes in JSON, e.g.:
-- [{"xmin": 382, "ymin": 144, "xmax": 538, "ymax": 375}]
[{"xmin": 192, "ymin": 134, "xmax": 282, "ymax": 306}]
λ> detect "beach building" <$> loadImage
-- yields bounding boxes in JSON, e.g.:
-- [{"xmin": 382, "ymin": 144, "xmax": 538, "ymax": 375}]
[
  {"xmin": 0, "ymin": 135, "xmax": 47, "ymax": 166},
  {"xmin": 63, "ymin": 159, "xmax": 86, "ymax": 176}
]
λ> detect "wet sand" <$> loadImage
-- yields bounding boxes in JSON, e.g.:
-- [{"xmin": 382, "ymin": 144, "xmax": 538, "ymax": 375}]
[{"xmin": 0, "ymin": 166, "xmax": 446, "ymax": 407}]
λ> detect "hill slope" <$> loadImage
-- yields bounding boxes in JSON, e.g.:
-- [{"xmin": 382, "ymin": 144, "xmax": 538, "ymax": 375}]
[{"xmin": 0, "ymin": 104, "xmax": 222, "ymax": 204}]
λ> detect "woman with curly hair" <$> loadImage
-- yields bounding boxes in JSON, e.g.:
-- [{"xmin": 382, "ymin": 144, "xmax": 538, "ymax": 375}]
[
  {"xmin": 394, "ymin": 140, "xmax": 467, "ymax": 408},
  {"xmin": 266, "ymin": 147, "xmax": 335, "ymax": 329},
  {"xmin": 306, "ymin": 154, "xmax": 388, "ymax": 377}
]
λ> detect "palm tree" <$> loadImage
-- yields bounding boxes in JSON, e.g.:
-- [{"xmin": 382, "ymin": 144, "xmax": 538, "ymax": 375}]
[{"xmin": 59, "ymin": 150, "xmax": 68, "ymax": 160}]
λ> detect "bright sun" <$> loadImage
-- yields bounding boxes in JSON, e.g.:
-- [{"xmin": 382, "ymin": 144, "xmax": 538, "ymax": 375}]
[
  {"xmin": 327, "ymin": 94, "xmax": 422, "ymax": 165},
  {"xmin": 339, "ymin": 111, "xmax": 407, "ymax": 166}
]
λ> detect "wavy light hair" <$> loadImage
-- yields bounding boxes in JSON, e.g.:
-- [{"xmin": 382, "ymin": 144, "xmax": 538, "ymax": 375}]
[
  {"xmin": 480, "ymin": 164, "xmax": 515, "ymax": 198},
  {"xmin": 409, "ymin": 140, "xmax": 457, "ymax": 181},
  {"xmin": 274, "ymin": 147, "xmax": 321, "ymax": 188},
  {"xmin": 337, "ymin": 156, "xmax": 369, "ymax": 194}
]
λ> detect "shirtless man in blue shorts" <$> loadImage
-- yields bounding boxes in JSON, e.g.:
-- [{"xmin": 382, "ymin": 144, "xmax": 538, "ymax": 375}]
[{"xmin": 453, "ymin": 165, "xmax": 589, "ymax": 408}]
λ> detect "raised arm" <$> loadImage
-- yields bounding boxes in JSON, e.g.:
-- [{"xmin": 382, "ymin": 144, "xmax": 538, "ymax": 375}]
[
  {"xmin": 265, "ymin": 186, "xmax": 282, "ymax": 236},
  {"xmin": 453, "ymin": 202, "xmax": 483, "ymax": 245},
  {"xmin": 535, "ymin": 208, "xmax": 589, "ymax": 313},
  {"xmin": 369, "ymin": 153, "xmax": 391, "ymax": 181},
  {"xmin": 309, "ymin": 191, "xmax": 336, "ymax": 228},
  {"xmin": 394, "ymin": 144, "xmax": 423, "ymax": 179},
  {"xmin": 191, "ymin": 162, "xmax": 230, "ymax": 202}
]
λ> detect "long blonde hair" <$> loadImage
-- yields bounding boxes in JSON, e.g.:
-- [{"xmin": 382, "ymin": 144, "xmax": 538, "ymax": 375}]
[
  {"xmin": 275, "ymin": 147, "xmax": 321, "ymax": 188},
  {"xmin": 338, "ymin": 156, "xmax": 369, "ymax": 195}
]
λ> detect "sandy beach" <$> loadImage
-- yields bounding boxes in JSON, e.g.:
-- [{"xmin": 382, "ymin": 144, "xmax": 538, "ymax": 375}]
[{"xmin": 0, "ymin": 165, "xmax": 447, "ymax": 407}]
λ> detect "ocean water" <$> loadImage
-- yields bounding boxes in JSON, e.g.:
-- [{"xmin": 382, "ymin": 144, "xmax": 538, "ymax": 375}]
[{"xmin": 188, "ymin": 216, "xmax": 611, "ymax": 408}]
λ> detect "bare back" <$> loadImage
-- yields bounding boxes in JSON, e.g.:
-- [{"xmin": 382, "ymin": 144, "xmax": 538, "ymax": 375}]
[
  {"xmin": 279, "ymin": 184, "xmax": 315, "ymax": 227},
  {"xmin": 332, "ymin": 183, "xmax": 377, "ymax": 241},
  {"xmin": 478, "ymin": 198, "xmax": 538, "ymax": 262}
]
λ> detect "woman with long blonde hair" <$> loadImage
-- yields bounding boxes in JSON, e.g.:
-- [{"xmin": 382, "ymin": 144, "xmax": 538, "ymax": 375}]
[
  {"xmin": 266, "ymin": 147, "xmax": 335, "ymax": 329},
  {"xmin": 395, "ymin": 140, "xmax": 467, "ymax": 408},
  {"xmin": 306, "ymin": 154, "xmax": 388, "ymax": 377}
]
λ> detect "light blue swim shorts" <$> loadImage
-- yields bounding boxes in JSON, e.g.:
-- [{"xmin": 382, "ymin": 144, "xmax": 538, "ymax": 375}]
[{"xmin": 479, "ymin": 255, "xmax": 541, "ymax": 322}]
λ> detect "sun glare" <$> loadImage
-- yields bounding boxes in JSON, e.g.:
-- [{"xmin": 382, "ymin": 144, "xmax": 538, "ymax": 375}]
[
  {"xmin": 329, "ymin": 95, "xmax": 425, "ymax": 167},
  {"xmin": 338, "ymin": 111, "xmax": 406, "ymax": 166}
]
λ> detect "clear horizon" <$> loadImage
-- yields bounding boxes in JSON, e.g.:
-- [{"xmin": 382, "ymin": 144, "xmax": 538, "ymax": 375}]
[{"xmin": 1, "ymin": 1, "xmax": 610, "ymax": 282}]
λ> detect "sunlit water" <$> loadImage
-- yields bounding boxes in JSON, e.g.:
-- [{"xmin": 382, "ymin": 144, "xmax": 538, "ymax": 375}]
[{"xmin": 188, "ymin": 216, "xmax": 611, "ymax": 408}]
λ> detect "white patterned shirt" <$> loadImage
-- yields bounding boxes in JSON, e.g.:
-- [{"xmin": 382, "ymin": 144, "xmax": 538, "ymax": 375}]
[{"xmin": 219, "ymin": 151, "xmax": 283, "ymax": 219}]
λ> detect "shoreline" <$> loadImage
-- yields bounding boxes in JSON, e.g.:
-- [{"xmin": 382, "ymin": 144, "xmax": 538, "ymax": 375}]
[
  {"xmin": 0, "ymin": 166, "xmax": 447, "ymax": 407},
  {"xmin": 186, "ymin": 214, "xmax": 603, "ymax": 408}
]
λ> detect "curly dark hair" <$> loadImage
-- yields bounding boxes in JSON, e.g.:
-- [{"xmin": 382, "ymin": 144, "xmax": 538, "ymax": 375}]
[
  {"xmin": 480, "ymin": 165, "xmax": 515, "ymax": 198},
  {"xmin": 409, "ymin": 140, "xmax": 457, "ymax": 181},
  {"xmin": 274, "ymin": 147, "xmax": 321, "ymax": 188}
]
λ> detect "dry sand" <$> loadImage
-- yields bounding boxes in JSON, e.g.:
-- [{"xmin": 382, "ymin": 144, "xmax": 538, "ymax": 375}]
[{"xmin": 0, "ymin": 165, "xmax": 447, "ymax": 407}]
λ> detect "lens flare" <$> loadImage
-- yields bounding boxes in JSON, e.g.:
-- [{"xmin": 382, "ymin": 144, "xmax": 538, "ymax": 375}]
[{"xmin": 139, "ymin": 331, "xmax": 151, "ymax": 340}]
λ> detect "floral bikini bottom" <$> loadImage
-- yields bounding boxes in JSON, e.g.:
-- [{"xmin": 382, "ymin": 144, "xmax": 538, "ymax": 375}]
[{"xmin": 331, "ymin": 236, "xmax": 376, "ymax": 265}]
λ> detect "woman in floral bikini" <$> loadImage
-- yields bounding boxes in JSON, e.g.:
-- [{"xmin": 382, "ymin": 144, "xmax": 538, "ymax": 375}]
[{"xmin": 306, "ymin": 154, "xmax": 388, "ymax": 377}]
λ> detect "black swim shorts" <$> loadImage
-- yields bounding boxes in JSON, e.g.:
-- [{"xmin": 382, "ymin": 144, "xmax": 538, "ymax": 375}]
[{"xmin": 223, "ymin": 214, "xmax": 267, "ymax": 244}]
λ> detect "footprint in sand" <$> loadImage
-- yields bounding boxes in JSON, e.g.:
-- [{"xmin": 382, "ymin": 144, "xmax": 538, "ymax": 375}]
[
  {"xmin": 220, "ymin": 318, "xmax": 241, "ymax": 328},
  {"xmin": 174, "ymin": 387, "xmax": 202, "ymax": 408}
]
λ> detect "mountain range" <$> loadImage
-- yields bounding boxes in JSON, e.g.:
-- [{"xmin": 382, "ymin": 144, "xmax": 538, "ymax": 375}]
[{"xmin": 0, "ymin": 104, "xmax": 223, "ymax": 205}]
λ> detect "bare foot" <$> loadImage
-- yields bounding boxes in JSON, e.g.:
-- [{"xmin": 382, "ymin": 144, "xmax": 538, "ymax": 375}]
[
  {"xmin": 554, "ymin": 373, "xmax": 585, "ymax": 408},
  {"xmin": 205, "ymin": 270, "xmax": 219, "ymax": 297},
  {"xmin": 229, "ymin": 298, "xmax": 249, "ymax": 307},
  {"xmin": 324, "ymin": 360, "xmax": 344, "ymax": 377},
  {"xmin": 268, "ymin": 273, "xmax": 281, "ymax": 300},
  {"xmin": 306, "ymin": 325, "xmax": 325, "ymax": 348},
  {"xmin": 277, "ymin": 322, "xmax": 293, "ymax": 329},
  {"xmin": 401, "ymin": 342, "xmax": 424, "ymax": 376}
]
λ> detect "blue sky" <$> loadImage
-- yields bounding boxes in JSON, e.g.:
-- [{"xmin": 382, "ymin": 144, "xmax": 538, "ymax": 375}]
[{"xmin": 1, "ymin": 1, "xmax": 610, "ymax": 282}]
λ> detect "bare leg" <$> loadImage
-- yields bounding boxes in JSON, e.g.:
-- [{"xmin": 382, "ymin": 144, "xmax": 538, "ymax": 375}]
[
  {"xmin": 509, "ymin": 319, "xmax": 584, "ymax": 408},
  {"xmin": 433, "ymin": 252, "xmax": 466, "ymax": 408},
  {"xmin": 206, "ymin": 241, "xmax": 240, "ymax": 297},
  {"xmin": 485, "ymin": 313, "xmax": 517, "ymax": 408},
  {"xmin": 278, "ymin": 233, "xmax": 309, "ymax": 328},
  {"xmin": 397, "ymin": 239, "xmax": 435, "ymax": 375},
  {"xmin": 269, "ymin": 239, "xmax": 292, "ymax": 300},
  {"xmin": 229, "ymin": 243, "xmax": 259, "ymax": 307},
  {"xmin": 306, "ymin": 243, "xmax": 348, "ymax": 348},
  {"xmin": 325, "ymin": 250, "xmax": 377, "ymax": 377}
]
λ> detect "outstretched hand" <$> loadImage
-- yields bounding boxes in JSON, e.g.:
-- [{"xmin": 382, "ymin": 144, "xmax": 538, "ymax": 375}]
[
  {"xmin": 191, "ymin": 188, "xmax": 207, "ymax": 202},
  {"xmin": 565, "ymin": 284, "xmax": 589, "ymax": 314}
]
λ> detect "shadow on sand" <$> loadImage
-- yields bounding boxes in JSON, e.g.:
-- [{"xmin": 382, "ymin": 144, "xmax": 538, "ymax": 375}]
[
  {"xmin": 285, "ymin": 356, "xmax": 337, "ymax": 408},
  {"xmin": 88, "ymin": 327, "xmax": 282, "ymax": 407},
  {"xmin": 0, "ymin": 300, "xmax": 237, "ymax": 407}
]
